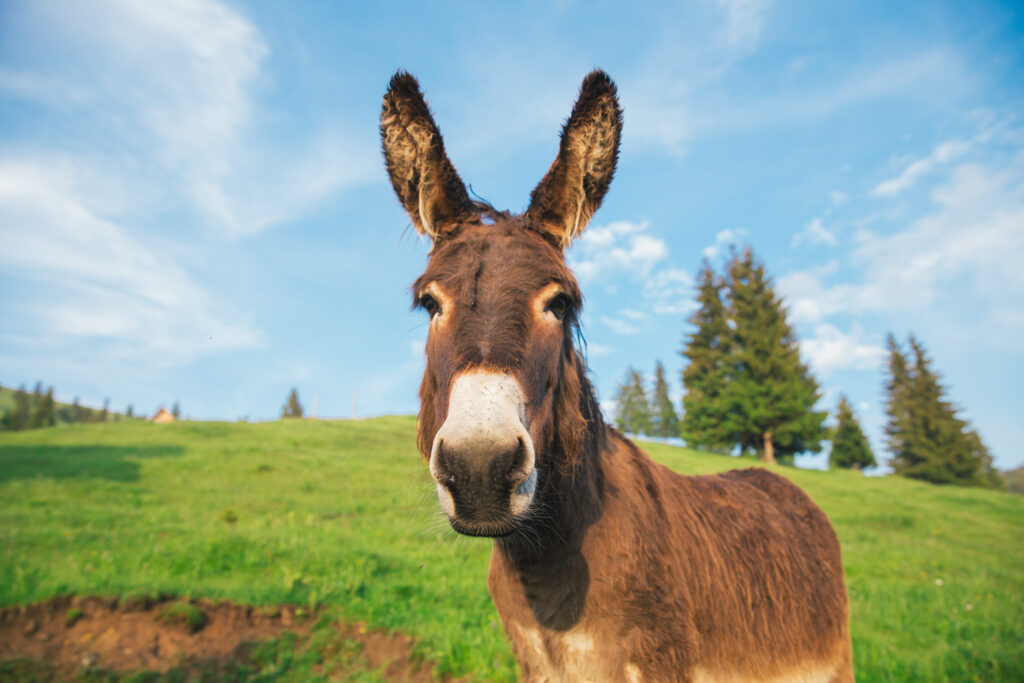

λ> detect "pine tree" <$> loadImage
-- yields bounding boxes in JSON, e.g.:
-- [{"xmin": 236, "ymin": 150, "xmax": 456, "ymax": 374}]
[
  {"xmin": 126, "ymin": 405, "xmax": 134, "ymax": 418},
  {"xmin": 885, "ymin": 334, "xmax": 1002, "ymax": 488},
  {"xmin": 614, "ymin": 368, "xmax": 651, "ymax": 436},
  {"xmin": 3, "ymin": 385, "xmax": 31, "ymax": 431},
  {"xmin": 282, "ymin": 388, "xmax": 304, "ymax": 419},
  {"xmin": 722, "ymin": 248, "xmax": 826, "ymax": 463},
  {"xmin": 681, "ymin": 263, "xmax": 732, "ymax": 451},
  {"xmin": 33, "ymin": 387, "xmax": 57, "ymax": 429},
  {"xmin": 830, "ymin": 395, "xmax": 876, "ymax": 470},
  {"xmin": 172, "ymin": 402, "xmax": 181, "ymax": 420},
  {"xmin": 650, "ymin": 360, "xmax": 680, "ymax": 439},
  {"xmin": 100, "ymin": 398, "xmax": 109, "ymax": 423},
  {"xmin": 27, "ymin": 382, "xmax": 44, "ymax": 428}
]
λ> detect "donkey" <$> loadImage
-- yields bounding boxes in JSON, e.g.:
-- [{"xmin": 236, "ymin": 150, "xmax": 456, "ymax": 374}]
[{"xmin": 381, "ymin": 70, "xmax": 853, "ymax": 683}]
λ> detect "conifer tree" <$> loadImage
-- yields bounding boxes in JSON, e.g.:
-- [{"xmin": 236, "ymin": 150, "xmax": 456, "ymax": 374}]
[
  {"xmin": 282, "ymin": 388, "xmax": 304, "ymax": 419},
  {"xmin": 35, "ymin": 387, "xmax": 56, "ymax": 429},
  {"xmin": 3, "ymin": 385, "xmax": 31, "ymax": 431},
  {"xmin": 100, "ymin": 398, "xmax": 109, "ymax": 423},
  {"xmin": 650, "ymin": 360, "xmax": 679, "ymax": 439},
  {"xmin": 172, "ymin": 401, "xmax": 181, "ymax": 420},
  {"xmin": 680, "ymin": 263, "xmax": 732, "ymax": 451},
  {"xmin": 885, "ymin": 334, "xmax": 1002, "ymax": 488},
  {"xmin": 830, "ymin": 395, "xmax": 876, "ymax": 470},
  {"xmin": 126, "ymin": 405, "xmax": 134, "ymax": 418},
  {"xmin": 722, "ymin": 248, "xmax": 826, "ymax": 463},
  {"xmin": 614, "ymin": 368, "xmax": 651, "ymax": 436}
]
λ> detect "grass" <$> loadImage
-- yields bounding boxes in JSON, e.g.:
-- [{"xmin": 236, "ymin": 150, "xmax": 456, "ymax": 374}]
[
  {"xmin": 1, "ymin": 418, "xmax": 1022, "ymax": 681},
  {"xmin": 156, "ymin": 601, "xmax": 207, "ymax": 633}
]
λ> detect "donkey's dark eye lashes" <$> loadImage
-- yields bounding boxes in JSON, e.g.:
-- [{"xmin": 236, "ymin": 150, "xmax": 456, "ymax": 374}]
[
  {"xmin": 419, "ymin": 294, "xmax": 440, "ymax": 317},
  {"xmin": 545, "ymin": 294, "xmax": 572, "ymax": 321}
]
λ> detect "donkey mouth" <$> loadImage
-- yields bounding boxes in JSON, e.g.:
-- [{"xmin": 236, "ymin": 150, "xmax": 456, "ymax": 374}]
[{"xmin": 448, "ymin": 517, "xmax": 520, "ymax": 538}]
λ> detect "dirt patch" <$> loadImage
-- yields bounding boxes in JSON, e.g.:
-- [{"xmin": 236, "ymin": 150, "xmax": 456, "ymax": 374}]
[{"xmin": 0, "ymin": 595, "xmax": 436, "ymax": 681}]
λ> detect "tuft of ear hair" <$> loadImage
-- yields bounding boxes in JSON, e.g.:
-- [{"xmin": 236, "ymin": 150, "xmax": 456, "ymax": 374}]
[
  {"xmin": 527, "ymin": 70, "xmax": 623, "ymax": 249},
  {"xmin": 381, "ymin": 71, "xmax": 473, "ymax": 241}
]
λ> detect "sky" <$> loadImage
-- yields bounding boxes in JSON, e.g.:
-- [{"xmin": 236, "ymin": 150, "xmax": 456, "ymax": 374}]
[{"xmin": 1, "ymin": 0, "xmax": 1022, "ymax": 470}]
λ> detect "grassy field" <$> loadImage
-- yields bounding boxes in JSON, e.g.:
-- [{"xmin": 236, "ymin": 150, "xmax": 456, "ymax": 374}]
[{"xmin": 1, "ymin": 418, "xmax": 1022, "ymax": 681}]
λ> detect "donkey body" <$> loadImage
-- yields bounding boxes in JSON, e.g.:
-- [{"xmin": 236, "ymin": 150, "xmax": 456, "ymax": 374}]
[{"xmin": 381, "ymin": 71, "xmax": 852, "ymax": 683}]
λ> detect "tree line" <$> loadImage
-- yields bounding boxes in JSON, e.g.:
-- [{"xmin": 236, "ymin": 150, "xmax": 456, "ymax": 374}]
[
  {"xmin": 0, "ymin": 381, "xmax": 180, "ymax": 431},
  {"xmin": 613, "ymin": 246, "xmax": 1001, "ymax": 488}
]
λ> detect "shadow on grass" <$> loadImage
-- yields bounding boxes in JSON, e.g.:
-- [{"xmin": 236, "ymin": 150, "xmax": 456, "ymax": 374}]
[{"xmin": 0, "ymin": 444, "xmax": 185, "ymax": 483}]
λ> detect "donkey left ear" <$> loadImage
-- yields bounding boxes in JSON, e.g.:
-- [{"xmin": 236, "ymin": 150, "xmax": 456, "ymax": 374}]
[
  {"xmin": 526, "ymin": 71, "xmax": 623, "ymax": 249},
  {"xmin": 381, "ymin": 71, "xmax": 474, "ymax": 241}
]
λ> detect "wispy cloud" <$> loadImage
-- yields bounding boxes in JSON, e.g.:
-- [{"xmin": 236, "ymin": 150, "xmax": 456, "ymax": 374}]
[
  {"xmin": 781, "ymin": 155, "xmax": 1024, "ymax": 350},
  {"xmin": 0, "ymin": 159, "xmax": 263, "ymax": 364},
  {"xmin": 790, "ymin": 217, "xmax": 837, "ymax": 248},
  {"xmin": 645, "ymin": 268, "xmax": 697, "ymax": 315},
  {"xmin": 601, "ymin": 316, "xmax": 643, "ymax": 335},
  {"xmin": 872, "ymin": 139, "xmax": 971, "ymax": 197},
  {"xmin": 716, "ymin": 0, "xmax": 773, "ymax": 49},
  {"xmin": 10, "ymin": 0, "xmax": 372, "ymax": 237}
]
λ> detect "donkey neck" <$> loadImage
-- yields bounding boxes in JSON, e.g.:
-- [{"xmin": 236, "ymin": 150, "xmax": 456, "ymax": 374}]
[{"xmin": 490, "ymin": 372, "xmax": 610, "ymax": 632}]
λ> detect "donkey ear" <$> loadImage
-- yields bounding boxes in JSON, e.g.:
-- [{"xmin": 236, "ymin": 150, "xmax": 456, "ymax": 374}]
[
  {"xmin": 381, "ymin": 72, "xmax": 473, "ymax": 241},
  {"xmin": 526, "ymin": 71, "xmax": 623, "ymax": 249}
]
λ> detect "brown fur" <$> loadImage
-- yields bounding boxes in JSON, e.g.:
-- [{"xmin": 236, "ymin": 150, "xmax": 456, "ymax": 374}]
[{"xmin": 381, "ymin": 71, "xmax": 853, "ymax": 682}]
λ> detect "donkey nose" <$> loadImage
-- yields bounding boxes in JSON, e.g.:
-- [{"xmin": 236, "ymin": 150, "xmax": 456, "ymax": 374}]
[{"xmin": 434, "ymin": 434, "xmax": 532, "ymax": 494}]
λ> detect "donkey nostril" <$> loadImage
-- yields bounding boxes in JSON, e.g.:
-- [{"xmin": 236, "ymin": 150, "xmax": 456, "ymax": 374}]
[{"xmin": 505, "ymin": 438, "xmax": 531, "ymax": 485}]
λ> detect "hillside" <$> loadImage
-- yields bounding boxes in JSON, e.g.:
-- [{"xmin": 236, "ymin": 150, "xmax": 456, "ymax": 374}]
[
  {"xmin": 1, "ymin": 418, "xmax": 1022, "ymax": 681},
  {"xmin": 0, "ymin": 384, "xmax": 140, "ymax": 426}
]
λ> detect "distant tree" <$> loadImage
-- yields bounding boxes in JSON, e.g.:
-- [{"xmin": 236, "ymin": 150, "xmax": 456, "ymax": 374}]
[
  {"xmin": 650, "ymin": 360, "xmax": 679, "ymax": 439},
  {"xmin": 1005, "ymin": 466, "xmax": 1024, "ymax": 497},
  {"xmin": 34, "ymin": 387, "xmax": 57, "ymax": 429},
  {"xmin": 885, "ymin": 334, "xmax": 1002, "ymax": 488},
  {"xmin": 829, "ymin": 395, "xmax": 876, "ymax": 470},
  {"xmin": 2, "ymin": 385, "xmax": 31, "ymax": 431},
  {"xmin": 100, "ymin": 398, "xmax": 110, "ymax": 423},
  {"xmin": 680, "ymin": 262, "xmax": 732, "ymax": 451},
  {"xmin": 126, "ymin": 404, "xmax": 134, "ymax": 418},
  {"xmin": 281, "ymin": 388, "xmax": 304, "ymax": 419},
  {"xmin": 614, "ymin": 368, "xmax": 651, "ymax": 436},
  {"xmin": 721, "ymin": 248, "xmax": 826, "ymax": 463},
  {"xmin": 172, "ymin": 401, "xmax": 181, "ymax": 420}
]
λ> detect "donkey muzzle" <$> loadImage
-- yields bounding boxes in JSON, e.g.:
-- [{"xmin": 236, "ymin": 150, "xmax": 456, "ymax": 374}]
[{"xmin": 429, "ymin": 371, "xmax": 537, "ymax": 534}]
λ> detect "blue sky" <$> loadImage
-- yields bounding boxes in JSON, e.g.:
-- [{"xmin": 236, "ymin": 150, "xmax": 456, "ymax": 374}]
[{"xmin": 1, "ymin": 0, "xmax": 1022, "ymax": 470}]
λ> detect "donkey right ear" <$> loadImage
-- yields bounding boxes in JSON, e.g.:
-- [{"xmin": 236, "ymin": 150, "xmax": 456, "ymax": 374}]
[{"xmin": 381, "ymin": 72, "xmax": 473, "ymax": 241}]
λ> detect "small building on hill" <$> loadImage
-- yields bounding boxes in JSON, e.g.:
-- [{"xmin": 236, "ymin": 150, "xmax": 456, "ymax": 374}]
[{"xmin": 151, "ymin": 407, "xmax": 175, "ymax": 424}]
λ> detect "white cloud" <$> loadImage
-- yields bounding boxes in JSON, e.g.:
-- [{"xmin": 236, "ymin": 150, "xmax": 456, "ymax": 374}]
[
  {"xmin": 790, "ymin": 217, "xmax": 838, "ymax": 248},
  {"xmin": 601, "ymin": 316, "xmax": 644, "ymax": 335},
  {"xmin": 872, "ymin": 138, "xmax": 971, "ymax": 197},
  {"xmin": 781, "ymin": 156, "xmax": 1024, "ymax": 349},
  {"xmin": 829, "ymin": 190, "xmax": 849, "ymax": 207},
  {"xmin": 798, "ymin": 324, "xmax": 886, "ymax": 377},
  {"xmin": 0, "ymin": 159, "xmax": 263, "ymax": 365},
  {"xmin": 716, "ymin": 0, "xmax": 773, "ymax": 48},
  {"xmin": 570, "ymin": 221, "xmax": 668, "ymax": 282},
  {"xmin": 645, "ymin": 268, "xmax": 697, "ymax": 315},
  {"xmin": 17, "ymin": 0, "xmax": 370, "ymax": 236},
  {"xmin": 702, "ymin": 228, "xmax": 747, "ymax": 260}
]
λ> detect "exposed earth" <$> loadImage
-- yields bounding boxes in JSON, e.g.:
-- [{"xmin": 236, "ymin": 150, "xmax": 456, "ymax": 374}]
[{"xmin": 0, "ymin": 595, "xmax": 435, "ymax": 681}]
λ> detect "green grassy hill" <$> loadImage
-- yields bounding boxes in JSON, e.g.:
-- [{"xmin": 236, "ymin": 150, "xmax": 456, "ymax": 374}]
[
  {"xmin": 0, "ymin": 383, "xmax": 140, "ymax": 425},
  {"xmin": 1, "ymin": 418, "xmax": 1022, "ymax": 681}
]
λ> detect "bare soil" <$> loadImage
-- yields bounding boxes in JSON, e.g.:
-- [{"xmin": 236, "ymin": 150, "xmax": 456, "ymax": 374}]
[{"xmin": 0, "ymin": 595, "xmax": 434, "ymax": 681}]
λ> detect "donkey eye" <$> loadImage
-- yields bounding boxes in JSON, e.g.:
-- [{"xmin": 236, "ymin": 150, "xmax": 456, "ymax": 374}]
[
  {"xmin": 420, "ymin": 294, "xmax": 441, "ymax": 318},
  {"xmin": 545, "ymin": 294, "xmax": 572, "ymax": 321}
]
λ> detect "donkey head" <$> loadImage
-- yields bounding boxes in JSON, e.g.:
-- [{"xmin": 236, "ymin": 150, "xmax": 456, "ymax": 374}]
[{"xmin": 381, "ymin": 71, "xmax": 621, "ymax": 536}]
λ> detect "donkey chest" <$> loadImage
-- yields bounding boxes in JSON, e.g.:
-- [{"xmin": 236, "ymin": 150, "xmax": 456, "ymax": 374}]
[{"xmin": 507, "ymin": 624, "xmax": 643, "ymax": 683}]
